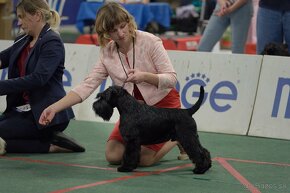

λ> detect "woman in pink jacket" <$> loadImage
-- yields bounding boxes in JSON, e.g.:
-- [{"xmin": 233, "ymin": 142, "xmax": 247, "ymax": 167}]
[{"xmin": 39, "ymin": 2, "xmax": 186, "ymax": 166}]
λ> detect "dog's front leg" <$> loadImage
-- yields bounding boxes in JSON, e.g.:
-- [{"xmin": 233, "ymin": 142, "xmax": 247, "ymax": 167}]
[{"xmin": 118, "ymin": 137, "xmax": 141, "ymax": 172}]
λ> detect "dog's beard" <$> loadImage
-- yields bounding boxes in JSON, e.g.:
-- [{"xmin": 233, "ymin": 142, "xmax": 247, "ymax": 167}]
[{"xmin": 92, "ymin": 100, "xmax": 114, "ymax": 121}]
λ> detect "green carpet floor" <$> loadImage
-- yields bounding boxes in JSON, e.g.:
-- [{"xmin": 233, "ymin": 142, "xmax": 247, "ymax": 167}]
[{"xmin": 1, "ymin": 120, "xmax": 290, "ymax": 193}]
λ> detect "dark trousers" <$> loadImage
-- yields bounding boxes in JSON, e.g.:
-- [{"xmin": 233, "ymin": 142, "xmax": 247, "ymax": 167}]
[{"xmin": 0, "ymin": 110, "xmax": 69, "ymax": 153}]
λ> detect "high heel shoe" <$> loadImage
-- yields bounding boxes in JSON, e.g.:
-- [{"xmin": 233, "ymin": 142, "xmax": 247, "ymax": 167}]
[{"xmin": 51, "ymin": 132, "xmax": 85, "ymax": 152}]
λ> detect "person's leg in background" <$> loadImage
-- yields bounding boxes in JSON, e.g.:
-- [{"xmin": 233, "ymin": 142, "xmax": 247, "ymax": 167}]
[
  {"xmin": 198, "ymin": 4, "xmax": 230, "ymax": 52},
  {"xmin": 282, "ymin": 10, "xmax": 290, "ymax": 53},
  {"xmin": 256, "ymin": 7, "xmax": 283, "ymax": 54},
  {"xmin": 230, "ymin": 1, "xmax": 253, "ymax": 53}
]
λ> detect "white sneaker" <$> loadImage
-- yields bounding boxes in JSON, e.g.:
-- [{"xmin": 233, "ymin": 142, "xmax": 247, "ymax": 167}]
[
  {"xmin": 177, "ymin": 143, "xmax": 189, "ymax": 160},
  {"xmin": 0, "ymin": 137, "xmax": 6, "ymax": 155},
  {"xmin": 177, "ymin": 153, "xmax": 189, "ymax": 160}
]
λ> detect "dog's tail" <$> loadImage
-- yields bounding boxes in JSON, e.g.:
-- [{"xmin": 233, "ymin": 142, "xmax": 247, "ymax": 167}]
[{"xmin": 187, "ymin": 86, "xmax": 204, "ymax": 115}]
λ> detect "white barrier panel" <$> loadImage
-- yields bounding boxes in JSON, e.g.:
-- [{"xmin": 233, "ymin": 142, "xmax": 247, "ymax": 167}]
[
  {"xmin": 249, "ymin": 56, "xmax": 290, "ymax": 140},
  {"xmin": 63, "ymin": 43, "xmax": 100, "ymax": 120},
  {"xmin": 0, "ymin": 40, "xmax": 13, "ymax": 112},
  {"xmin": 169, "ymin": 51, "xmax": 262, "ymax": 135},
  {"xmin": 1, "ymin": 41, "xmax": 263, "ymax": 136}
]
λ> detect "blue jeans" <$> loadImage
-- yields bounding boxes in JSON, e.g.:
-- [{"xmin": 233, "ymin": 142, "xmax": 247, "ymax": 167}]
[
  {"xmin": 256, "ymin": 7, "xmax": 290, "ymax": 54},
  {"xmin": 198, "ymin": 0, "xmax": 253, "ymax": 53}
]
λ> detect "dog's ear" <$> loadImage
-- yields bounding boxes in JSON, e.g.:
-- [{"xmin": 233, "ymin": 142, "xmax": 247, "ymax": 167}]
[
  {"xmin": 96, "ymin": 92, "xmax": 101, "ymax": 98},
  {"xmin": 262, "ymin": 43, "xmax": 275, "ymax": 55},
  {"xmin": 95, "ymin": 93, "xmax": 102, "ymax": 102},
  {"xmin": 105, "ymin": 86, "xmax": 124, "ymax": 101},
  {"xmin": 112, "ymin": 86, "xmax": 128, "ymax": 97},
  {"xmin": 261, "ymin": 43, "xmax": 290, "ymax": 56},
  {"xmin": 99, "ymin": 87, "xmax": 115, "ymax": 102},
  {"xmin": 110, "ymin": 86, "xmax": 122, "ymax": 95}
]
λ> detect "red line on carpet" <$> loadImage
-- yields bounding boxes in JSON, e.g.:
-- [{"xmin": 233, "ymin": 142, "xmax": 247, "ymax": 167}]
[
  {"xmin": 216, "ymin": 157, "xmax": 261, "ymax": 193},
  {"xmin": 223, "ymin": 157, "xmax": 290, "ymax": 167},
  {"xmin": 49, "ymin": 163, "xmax": 193, "ymax": 193},
  {"xmin": 0, "ymin": 156, "xmax": 115, "ymax": 171}
]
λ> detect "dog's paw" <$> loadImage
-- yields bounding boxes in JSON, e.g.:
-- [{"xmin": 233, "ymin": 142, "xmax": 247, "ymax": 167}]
[
  {"xmin": 193, "ymin": 161, "xmax": 212, "ymax": 174},
  {"xmin": 193, "ymin": 166, "xmax": 210, "ymax": 174},
  {"xmin": 117, "ymin": 166, "xmax": 134, "ymax": 172}
]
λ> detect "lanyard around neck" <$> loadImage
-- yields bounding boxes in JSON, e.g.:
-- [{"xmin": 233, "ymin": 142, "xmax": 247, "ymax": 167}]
[{"xmin": 116, "ymin": 37, "xmax": 135, "ymax": 81}]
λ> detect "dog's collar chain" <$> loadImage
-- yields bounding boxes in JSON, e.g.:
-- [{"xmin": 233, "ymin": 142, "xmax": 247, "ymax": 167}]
[{"xmin": 116, "ymin": 37, "xmax": 135, "ymax": 88}]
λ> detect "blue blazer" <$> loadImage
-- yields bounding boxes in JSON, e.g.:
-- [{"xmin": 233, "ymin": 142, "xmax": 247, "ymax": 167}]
[{"xmin": 0, "ymin": 24, "xmax": 74, "ymax": 129}]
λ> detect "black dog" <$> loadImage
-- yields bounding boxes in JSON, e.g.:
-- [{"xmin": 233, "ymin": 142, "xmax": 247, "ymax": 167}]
[
  {"xmin": 261, "ymin": 42, "xmax": 290, "ymax": 56},
  {"xmin": 93, "ymin": 86, "xmax": 211, "ymax": 174}
]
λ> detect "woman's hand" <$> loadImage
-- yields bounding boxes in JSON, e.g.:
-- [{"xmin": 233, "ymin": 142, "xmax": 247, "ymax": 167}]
[
  {"xmin": 216, "ymin": 6, "xmax": 232, "ymax": 16},
  {"xmin": 39, "ymin": 91, "xmax": 82, "ymax": 126},
  {"xmin": 215, "ymin": 0, "xmax": 234, "ymax": 16},
  {"xmin": 126, "ymin": 69, "xmax": 159, "ymax": 87},
  {"xmin": 216, "ymin": 0, "xmax": 247, "ymax": 16},
  {"xmin": 39, "ymin": 106, "xmax": 56, "ymax": 126},
  {"xmin": 126, "ymin": 69, "xmax": 146, "ymax": 84}
]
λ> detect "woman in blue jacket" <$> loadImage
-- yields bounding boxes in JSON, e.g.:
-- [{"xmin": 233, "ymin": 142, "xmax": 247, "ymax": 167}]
[{"xmin": 0, "ymin": 0, "xmax": 84, "ymax": 155}]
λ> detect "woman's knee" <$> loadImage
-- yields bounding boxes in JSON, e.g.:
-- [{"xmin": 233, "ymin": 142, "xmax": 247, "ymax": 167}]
[
  {"xmin": 139, "ymin": 148, "xmax": 158, "ymax": 166},
  {"xmin": 139, "ymin": 157, "xmax": 155, "ymax": 167},
  {"xmin": 105, "ymin": 152, "xmax": 122, "ymax": 165},
  {"xmin": 105, "ymin": 140, "xmax": 124, "ymax": 165}
]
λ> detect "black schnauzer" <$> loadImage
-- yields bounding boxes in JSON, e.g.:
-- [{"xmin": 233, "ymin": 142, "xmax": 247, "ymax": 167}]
[
  {"xmin": 261, "ymin": 42, "xmax": 290, "ymax": 56},
  {"xmin": 93, "ymin": 86, "xmax": 211, "ymax": 174}
]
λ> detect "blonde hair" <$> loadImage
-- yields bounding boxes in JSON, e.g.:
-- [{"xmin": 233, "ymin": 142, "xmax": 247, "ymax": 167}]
[
  {"xmin": 16, "ymin": 0, "xmax": 61, "ymax": 31},
  {"xmin": 95, "ymin": 2, "xmax": 137, "ymax": 47}
]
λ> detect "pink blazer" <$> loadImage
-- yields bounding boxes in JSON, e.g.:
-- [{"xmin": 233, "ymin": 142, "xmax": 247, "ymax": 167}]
[{"xmin": 72, "ymin": 30, "xmax": 177, "ymax": 106}]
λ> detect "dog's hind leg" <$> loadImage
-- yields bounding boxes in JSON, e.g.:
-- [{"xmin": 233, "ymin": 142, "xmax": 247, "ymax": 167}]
[
  {"xmin": 176, "ymin": 125, "xmax": 212, "ymax": 174},
  {"xmin": 194, "ymin": 147, "xmax": 211, "ymax": 174},
  {"xmin": 118, "ymin": 137, "xmax": 141, "ymax": 172},
  {"xmin": 179, "ymin": 136, "xmax": 211, "ymax": 174}
]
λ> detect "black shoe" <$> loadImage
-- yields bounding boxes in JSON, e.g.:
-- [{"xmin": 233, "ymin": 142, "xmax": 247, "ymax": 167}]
[{"xmin": 52, "ymin": 132, "xmax": 85, "ymax": 152}]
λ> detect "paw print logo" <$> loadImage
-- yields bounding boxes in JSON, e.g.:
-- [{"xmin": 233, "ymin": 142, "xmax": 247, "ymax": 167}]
[
  {"xmin": 181, "ymin": 73, "xmax": 209, "ymax": 108},
  {"xmin": 185, "ymin": 73, "xmax": 210, "ymax": 84}
]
